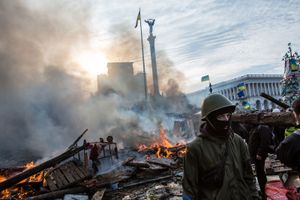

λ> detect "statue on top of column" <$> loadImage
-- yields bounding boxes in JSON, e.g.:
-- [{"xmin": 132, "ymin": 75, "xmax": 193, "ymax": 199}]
[{"xmin": 145, "ymin": 19, "xmax": 155, "ymax": 35}]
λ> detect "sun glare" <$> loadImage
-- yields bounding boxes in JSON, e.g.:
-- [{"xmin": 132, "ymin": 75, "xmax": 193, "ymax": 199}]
[{"xmin": 74, "ymin": 51, "xmax": 107, "ymax": 76}]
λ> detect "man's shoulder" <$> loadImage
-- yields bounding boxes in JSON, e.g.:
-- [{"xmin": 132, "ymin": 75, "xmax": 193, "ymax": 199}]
[
  {"xmin": 231, "ymin": 132, "xmax": 247, "ymax": 145},
  {"xmin": 283, "ymin": 132, "xmax": 300, "ymax": 144}
]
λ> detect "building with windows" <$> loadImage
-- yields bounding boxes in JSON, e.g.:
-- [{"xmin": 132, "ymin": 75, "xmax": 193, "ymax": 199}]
[{"xmin": 187, "ymin": 74, "xmax": 283, "ymax": 111}]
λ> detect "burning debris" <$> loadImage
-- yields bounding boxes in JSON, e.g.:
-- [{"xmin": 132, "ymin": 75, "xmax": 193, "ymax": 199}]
[
  {"xmin": 0, "ymin": 127, "xmax": 188, "ymax": 200},
  {"xmin": 136, "ymin": 127, "xmax": 187, "ymax": 159}
]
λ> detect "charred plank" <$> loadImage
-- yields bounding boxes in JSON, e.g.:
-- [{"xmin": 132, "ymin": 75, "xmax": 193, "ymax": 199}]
[{"xmin": 0, "ymin": 144, "xmax": 87, "ymax": 192}]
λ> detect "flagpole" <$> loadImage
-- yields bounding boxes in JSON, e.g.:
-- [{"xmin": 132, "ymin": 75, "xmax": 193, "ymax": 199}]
[
  {"xmin": 209, "ymin": 82, "xmax": 212, "ymax": 94},
  {"xmin": 139, "ymin": 8, "xmax": 148, "ymax": 101}
]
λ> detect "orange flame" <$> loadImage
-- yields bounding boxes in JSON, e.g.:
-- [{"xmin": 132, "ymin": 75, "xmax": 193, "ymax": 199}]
[
  {"xmin": 0, "ymin": 161, "xmax": 44, "ymax": 199},
  {"xmin": 137, "ymin": 127, "xmax": 187, "ymax": 158}
]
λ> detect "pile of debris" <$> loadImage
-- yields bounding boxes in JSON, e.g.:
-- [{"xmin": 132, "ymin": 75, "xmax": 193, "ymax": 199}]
[{"xmin": 0, "ymin": 129, "xmax": 186, "ymax": 200}]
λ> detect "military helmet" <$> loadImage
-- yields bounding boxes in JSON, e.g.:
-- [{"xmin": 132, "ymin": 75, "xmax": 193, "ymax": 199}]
[{"xmin": 201, "ymin": 93, "xmax": 235, "ymax": 119}]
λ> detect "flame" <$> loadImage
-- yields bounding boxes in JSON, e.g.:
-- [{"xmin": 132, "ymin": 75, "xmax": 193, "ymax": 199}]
[
  {"xmin": 159, "ymin": 127, "xmax": 173, "ymax": 148},
  {"xmin": 0, "ymin": 175, "xmax": 6, "ymax": 183},
  {"xmin": 0, "ymin": 161, "xmax": 44, "ymax": 199},
  {"xmin": 137, "ymin": 127, "xmax": 187, "ymax": 158},
  {"xmin": 24, "ymin": 161, "xmax": 34, "ymax": 169}
]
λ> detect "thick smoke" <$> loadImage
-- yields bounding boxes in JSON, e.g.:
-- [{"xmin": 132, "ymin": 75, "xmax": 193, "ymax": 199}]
[
  {"xmin": 0, "ymin": 1, "xmax": 194, "ymax": 166},
  {"xmin": 101, "ymin": 24, "xmax": 195, "ymax": 147},
  {"xmin": 0, "ymin": 0, "xmax": 95, "ymax": 166}
]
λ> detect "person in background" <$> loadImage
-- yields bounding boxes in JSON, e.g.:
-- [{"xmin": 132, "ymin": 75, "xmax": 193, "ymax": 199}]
[
  {"xmin": 89, "ymin": 144, "xmax": 100, "ymax": 174},
  {"xmin": 276, "ymin": 98, "xmax": 300, "ymax": 171},
  {"xmin": 182, "ymin": 94, "xmax": 259, "ymax": 200},
  {"xmin": 231, "ymin": 122, "xmax": 249, "ymax": 143},
  {"xmin": 248, "ymin": 124, "xmax": 274, "ymax": 200}
]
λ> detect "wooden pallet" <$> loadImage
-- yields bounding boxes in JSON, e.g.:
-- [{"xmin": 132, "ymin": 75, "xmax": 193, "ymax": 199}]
[{"xmin": 45, "ymin": 161, "xmax": 90, "ymax": 191}]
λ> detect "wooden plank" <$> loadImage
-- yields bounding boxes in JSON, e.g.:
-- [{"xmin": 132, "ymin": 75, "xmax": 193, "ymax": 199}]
[
  {"xmin": 45, "ymin": 174, "xmax": 58, "ymax": 191},
  {"xmin": 67, "ymin": 163, "xmax": 81, "ymax": 180},
  {"xmin": 122, "ymin": 156, "xmax": 136, "ymax": 166},
  {"xmin": 0, "ymin": 144, "xmax": 87, "ymax": 192},
  {"xmin": 77, "ymin": 165, "xmax": 89, "ymax": 177},
  {"xmin": 51, "ymin": 170, "xmax": 64, "ymax": 188},
  {"xmin": 147, "ymin": 158, "xmax": 176, "ymax": 169},
  {"xmin": 69, "ymin": 162, "xmax": 85, "ymax": 179},
  {"xmin": 91, "ymin": 188, "xmax": 106, "ymax": 200},
  {"xmin": 125, "ymin": 161, "xmax": 150, "ymax": 168},
  {"xmin": 25, "ymin": 186, "xmax": 86, "ymax": 200},
  {"xmin": 60, "ymin": 165, "xmax": 75, "ymax": 183},
  {"xmin": 68, "ymin": 162, "xmax": 84, "ymax": 180},
  {"xmin": 54, "ymin": 168, "xmax": 69, "ymax": 186}
]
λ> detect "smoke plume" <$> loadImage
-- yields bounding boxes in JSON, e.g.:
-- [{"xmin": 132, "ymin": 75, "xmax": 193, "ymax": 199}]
[{"xmin": 0, "ymin": 1, "xmax": 194, "ymax": 167}]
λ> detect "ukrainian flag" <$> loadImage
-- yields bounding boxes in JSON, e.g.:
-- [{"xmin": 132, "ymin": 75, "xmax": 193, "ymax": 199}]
[
  {"xmin": 134, "ymin": 10, "xmax": 141, "ymax": 28},
  {"xmin": 237, "ymin": 90, "xmax": 245, "ymax": 97},
  {"xmin": 237, "ymin": 82, "xmax": 246, "ymax": 91},
  {"xmin": 290, "ymin": 58, "xmax": 298, "ymax": 71},
  {"xmin": 242, "ymin": 101, "xmax": 251, "ymax": 109},
  {"xmin": 201, "ymin": 75, "xmax": 209, "ymax": 82}
]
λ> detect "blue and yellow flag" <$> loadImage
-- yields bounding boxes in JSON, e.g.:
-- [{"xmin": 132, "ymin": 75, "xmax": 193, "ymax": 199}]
[
  {"xmin": 201, "ymin": 75, "xmax": 209, "ymax": 82},
  {"xmin": 242, "ymin": 101, "xmax": 251, "ymax": 109},
  {"xmin": 289, "ymin": 58, "xmax": 298, "ymax": 71},
  {"xmin": 237, "ymin": 82, "xmax": 246, "ymax": 91},
  {"xmin": 237, "ymin": 90, "xmax": 245, "ymax": 97},
  {"xmin": 134, "ymin": 10, "xmax": 141, "ymax": 28}
]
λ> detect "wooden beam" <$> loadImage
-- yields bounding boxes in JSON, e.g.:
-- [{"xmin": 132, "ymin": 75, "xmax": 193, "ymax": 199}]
[
  {"xmin": 25, "ymin": 186, "xmax": 86, "ymax": 200},
  {"xmin": 0, "ymin": 144, "xmax": 87, "ymax": 192},
  {"xmin": 231, "ymin": 112, "xmax": 296, "ymax": 126}
]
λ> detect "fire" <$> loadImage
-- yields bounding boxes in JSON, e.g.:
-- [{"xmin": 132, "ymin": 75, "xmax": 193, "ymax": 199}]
[
  {"xmin": 0, "ymin": 175, "xmax": 6, "ymax": 183},
  {"xmin": 0, "ymin": 161, "xmax": 44, "ymax": 199},
  {"xmin": 137, "ymin": 127, "xmax": 187, "ymax": 158},
  {"xmin": 24, "ymin": 161, "xmax": 34, "ymax": 169}
]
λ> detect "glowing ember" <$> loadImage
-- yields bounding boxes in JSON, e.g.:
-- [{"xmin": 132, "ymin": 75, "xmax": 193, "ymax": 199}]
[
  {"xmin": 0, "ymin": 161, "xmax": 44, "ymax": 199},
  {"xmin": 0, "ymin": 175, "xmax": 6, "ymax": 183},
  {"xmin": 24, "ymin": 161, "xmax": 34, "ymax": 169}
]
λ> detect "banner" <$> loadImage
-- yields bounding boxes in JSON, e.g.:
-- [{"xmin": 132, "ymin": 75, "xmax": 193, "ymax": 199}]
[{"xmin": 201, "ymin": 75, "xmax": 209, "ymax": 82}]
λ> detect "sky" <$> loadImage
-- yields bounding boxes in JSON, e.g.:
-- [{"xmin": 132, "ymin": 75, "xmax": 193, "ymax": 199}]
[
  {"xmin": 84, "ymin": 0, "xmax": 300, "ymax": 93},
  {"xmin": 26, "ymin": 0, "xmax": 300, "ymax": 93}
]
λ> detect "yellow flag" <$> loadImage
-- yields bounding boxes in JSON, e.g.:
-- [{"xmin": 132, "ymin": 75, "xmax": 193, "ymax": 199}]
[{"xmin": 134, "ymin": 10, "xmax": 141, "ymax": 28}]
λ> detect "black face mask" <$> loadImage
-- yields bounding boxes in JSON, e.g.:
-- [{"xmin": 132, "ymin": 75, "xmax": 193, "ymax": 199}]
[{"xmin": 206, "ymin": 112, "xmax": 232, "ymax": 138}]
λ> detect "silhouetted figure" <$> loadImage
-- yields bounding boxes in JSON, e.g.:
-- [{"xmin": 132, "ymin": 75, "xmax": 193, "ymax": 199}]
[
  {"xmin": 248, "ymin": 125, "xmax": 274, "ymax": 200},
  {"xmin": 90, "ymin": 144, "xmax": 100, "ymax": 174}
]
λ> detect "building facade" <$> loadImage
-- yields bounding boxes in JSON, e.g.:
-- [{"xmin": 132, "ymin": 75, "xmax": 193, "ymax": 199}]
[
  {"xmin": 97, "ymin": 62, "xmax": 145, "ymax": 102},
  {"xmin": 187, "ymin": 74, "xmax": 283, "ymax": 111}
]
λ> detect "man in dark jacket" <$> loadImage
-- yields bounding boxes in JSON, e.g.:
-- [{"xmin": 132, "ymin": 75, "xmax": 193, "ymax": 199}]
[
  {"xmin": 276, "ymin": 98, "xmax": 300, "ymax": 171},
  {"xmin": 183, "ymin": 94, "xmax": 259, "ymax": 200},
  {"xmin": 248, "ymin": 125, "xmax": 274, "ymax": 199},
  {"xmin": 90, "ymin": 144, "xmax": 100, "ymax": 173}
]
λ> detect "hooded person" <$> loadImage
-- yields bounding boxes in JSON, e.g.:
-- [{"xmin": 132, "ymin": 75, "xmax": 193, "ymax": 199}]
[{"xmin": 182, "ymin": 94, "xmax": 259, "ymax": 200}]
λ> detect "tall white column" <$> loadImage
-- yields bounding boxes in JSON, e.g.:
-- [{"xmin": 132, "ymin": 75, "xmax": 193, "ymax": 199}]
[
  {"xmin": 272, "ymin": 83, "xmax": 275, "ymax": 96},
  {"xmin": 269, "ymin": 83, "xmax": 273, "ymax": 95},
  {"xmin": 247, "ymin": 83, "xmax": 250, "ymax": 97}
]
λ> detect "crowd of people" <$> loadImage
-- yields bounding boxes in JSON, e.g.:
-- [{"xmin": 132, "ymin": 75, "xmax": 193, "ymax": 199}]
[{"xmin": 183, "ymin": 94, "xmax": 300, "ymax": 200}]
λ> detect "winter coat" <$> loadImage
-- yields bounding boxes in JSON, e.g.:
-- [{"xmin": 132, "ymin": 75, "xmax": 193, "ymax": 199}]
[
  {"xmin": 276, "ymin": 130, "xmax": 300, "ymax": 170},
  {"xmin": 182, "ymin": 123, "xmax": 259, "ymax": 200},
  {"xmin": 89, "ymin": 145, "xmax": 99, "ymax": 161},
  {"xmin": 248, "ymin": 125, "xmax": 274, "ymax": 160}
]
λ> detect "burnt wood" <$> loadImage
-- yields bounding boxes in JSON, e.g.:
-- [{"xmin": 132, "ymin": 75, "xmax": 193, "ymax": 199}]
[
  {"xmin": 0, "ymin": 144, "xmax": 87, "ymax": 192},
  {"xmin": 45, "ymin": 161, "xmax": 91, "ymax": 191},
  {"xmin": 24, "ymin": 186, "xmax": 86, "ymax": 200}
]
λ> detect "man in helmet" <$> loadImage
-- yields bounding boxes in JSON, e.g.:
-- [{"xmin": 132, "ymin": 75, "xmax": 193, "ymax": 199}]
[{"xmin": 182, "ymin": 94, "xmax": 259, "ymax": 200}]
